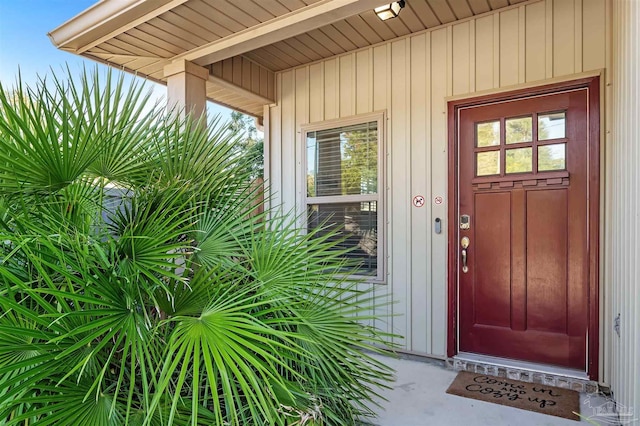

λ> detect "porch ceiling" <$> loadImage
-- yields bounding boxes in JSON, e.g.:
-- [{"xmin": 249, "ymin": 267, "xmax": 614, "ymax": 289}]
[{"xmin": 50, "ymin": 0, "xmax": 528, "ymax": 118}]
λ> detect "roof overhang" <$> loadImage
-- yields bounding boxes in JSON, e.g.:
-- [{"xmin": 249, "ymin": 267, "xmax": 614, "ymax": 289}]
[
  {"xmin": 50, "ymin": 0, "xmax": 530, "ymax": 118},
  {"xmin": 49, "ymin": 0, "xmax": 190, "ymax": 54}
]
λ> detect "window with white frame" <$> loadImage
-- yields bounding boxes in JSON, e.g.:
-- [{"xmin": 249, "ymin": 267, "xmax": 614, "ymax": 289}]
[{"xmin": 303, "ymin": 113, "xmax": 385, "ymax": 282}]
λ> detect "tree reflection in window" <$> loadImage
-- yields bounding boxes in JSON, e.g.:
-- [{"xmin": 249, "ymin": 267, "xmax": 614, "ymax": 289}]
[{"xmin": 305, "ymin": 120, "xmax": 382, "ymax": 280}]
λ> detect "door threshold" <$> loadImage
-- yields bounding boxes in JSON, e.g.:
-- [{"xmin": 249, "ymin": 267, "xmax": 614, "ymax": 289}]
[
  {"xmin": 449, "ymin": 352, "xmax": 598, "ymax": 393},
  {"xmin": 455, "ymin": 352, "xmax": 588, "ymax": 379}
]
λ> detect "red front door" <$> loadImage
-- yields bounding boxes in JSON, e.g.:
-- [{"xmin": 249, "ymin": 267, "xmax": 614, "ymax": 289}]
[{"xmin": 453, "ymin": 82, "xmax": 598, "ymax": 371}]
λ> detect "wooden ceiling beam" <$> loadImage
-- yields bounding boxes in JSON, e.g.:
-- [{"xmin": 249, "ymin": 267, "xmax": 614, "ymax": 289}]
[
  {"xmin": 207, "ymin": 75, "xmax": 275, "ymax": 105},
  {"xmin": 172, "ymin": 0, "xmax": 388, "ymax": 66}
]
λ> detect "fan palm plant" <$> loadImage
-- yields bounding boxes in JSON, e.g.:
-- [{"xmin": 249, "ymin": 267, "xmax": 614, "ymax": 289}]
[{"xmin": 0, "ymin": 68, "xmax": 395, "ymax": 426}]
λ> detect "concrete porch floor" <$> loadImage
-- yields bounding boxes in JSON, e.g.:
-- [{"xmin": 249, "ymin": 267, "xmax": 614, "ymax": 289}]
[{"xmin": 365, "ymin": 354, "xmax": 616, "ymax": 426}]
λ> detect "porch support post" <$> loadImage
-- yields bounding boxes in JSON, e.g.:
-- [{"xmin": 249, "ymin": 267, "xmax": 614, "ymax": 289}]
[
  {"xmin": 163, "ymin": 59, "xmax": 209, "ymax": 120},
  {"xmin": 609, "ymin": 0, "xmax": 640, "ymax": 414}
]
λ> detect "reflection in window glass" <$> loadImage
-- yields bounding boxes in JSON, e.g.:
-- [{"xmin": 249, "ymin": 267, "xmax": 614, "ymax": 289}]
[
  {"xmin": 305, "ymin": 117, "xmax": 383, "ymax": 281},
  {"xmin": 538, "ymin": 144, "xmax": 566, "ymax": 171},
  {"xmin": 306, "ymin": 122, "xmax": 378, "ymax": 197},
  {"xmin": 538, "ymin": 112, "xmax": 566, "ymax": 140},
  {"xmin": 476, "ymin": 121, "xmax": 500, "ymax": 147},
  {"xmin": 506, "ymin": 147, "xmax": 532, "ymax": 173},
  {"xmin": 307, "ymin": 202, "xmax": 378, "ymax": 276},
  {"xmin": 477, "ymin": 151, "xmax": 500, "ymax": 176},
  {"xmin": 506, "ymin": 116, "xmax": 533, "ymax": 144}
]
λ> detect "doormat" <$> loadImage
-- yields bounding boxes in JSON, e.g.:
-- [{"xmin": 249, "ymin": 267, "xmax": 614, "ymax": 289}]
[{"xmin": 446, "ymin": 371, "xmax": 580, "ymax": 421}]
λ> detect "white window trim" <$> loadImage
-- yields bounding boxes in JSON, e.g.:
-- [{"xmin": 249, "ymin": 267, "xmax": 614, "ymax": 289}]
[{"xmin": 301, "ymin": 111, "xmax": 387, "ymax": 284}]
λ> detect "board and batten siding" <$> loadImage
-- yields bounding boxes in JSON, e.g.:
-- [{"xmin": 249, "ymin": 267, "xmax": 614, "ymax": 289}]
[
  {"xmin": 266, "ymin": 0, "xmax": 608, "ymax": 359},
  {"xmin": 608, "ymin": 0, "xmax": 639, "ymax": 415}
]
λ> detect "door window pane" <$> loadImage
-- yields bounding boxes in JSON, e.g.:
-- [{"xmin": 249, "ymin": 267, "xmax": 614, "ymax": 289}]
[
  {"xmin": 538, "ymin": 112, "xmax": 566, "ymax": 140},
  {"xmin": 476, "ymin": 121, "xmax": 500, "ymax": 147},
  {"xmin": 505, "ymin": 147, "xmax": 533, "ymax": 173},
  {"xmin": 477, "ymin": 151, "xmax": 500, "ymax": 176},
  {"xmin": 306, "ymin": 122, "xmax": 377, "ymax": 197},
  {"xmin": 506, "ymin": 116, "xmax": 533, "ymax": 144},
  {"xmin": 538, "ymin": 143, "xmax": 566, "ymax": 171}
]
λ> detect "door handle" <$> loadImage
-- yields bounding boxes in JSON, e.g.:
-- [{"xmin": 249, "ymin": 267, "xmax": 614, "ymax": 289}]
[{"xmin": 461, "ymin": 237, "xmax": 470, "ymax": 273}]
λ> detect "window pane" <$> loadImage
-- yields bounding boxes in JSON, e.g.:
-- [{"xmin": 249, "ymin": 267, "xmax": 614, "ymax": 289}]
[
  {"xmin": 476, "ymin": 151, "xmax": 500, "ymax": 176},
  {"xmin": 307, "ymin": 202, "xmax": 378, "ymax": 276},
  {"xmin": 506, "ymin": 116, "xmax": 533, "ymax": 144},
  {"xmin": 476, "ymin": 121, "xmax": 500, "ymax": 147},
  {"xmin": 506, "ymin": 147, "xmax": 532, "ymax": 173},
  {"xmin": 306, "ymin": 122, "xmax": 377, "ymax": 197},
  {"xmin": 538, "ymin": 112, "xmax": 566, "ymax": 140},
  {"xmin": 538, "ymin": 143, "xmax": 566, "ymax": 171}
]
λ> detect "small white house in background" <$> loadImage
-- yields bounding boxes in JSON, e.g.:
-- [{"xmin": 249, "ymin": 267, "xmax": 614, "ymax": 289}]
[{"xmin": 50, "ymin": 0, "xmax": 638, "ymax": 416}]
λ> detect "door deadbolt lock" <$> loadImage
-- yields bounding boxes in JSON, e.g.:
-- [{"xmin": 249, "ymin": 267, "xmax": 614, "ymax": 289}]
[{"xmin": 460, "ymin": 214, "xmax": 470, "ymax": 230}]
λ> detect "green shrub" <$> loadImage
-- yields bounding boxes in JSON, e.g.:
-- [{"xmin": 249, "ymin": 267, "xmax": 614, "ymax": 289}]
[{"xmin": 0, "ymin": 68, "xmax": 395, "ymax": 426}]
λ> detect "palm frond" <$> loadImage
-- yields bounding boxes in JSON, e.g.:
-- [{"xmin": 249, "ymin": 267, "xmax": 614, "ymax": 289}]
[{"xmin": 0, "ymin": 66, "xmax": 396, "ymax": 426}]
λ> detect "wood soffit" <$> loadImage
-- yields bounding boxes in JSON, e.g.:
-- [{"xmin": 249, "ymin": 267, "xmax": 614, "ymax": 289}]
[{"xmin": 50, "ymin": 0, "xmax": 530, "ymax": 116}]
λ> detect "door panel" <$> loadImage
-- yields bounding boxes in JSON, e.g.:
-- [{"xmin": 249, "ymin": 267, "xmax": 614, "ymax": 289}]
[
  {"xmin": 457, "ymin": 89, "xmax": 590, "ymax": 370},
  {"xmin": 474, "ymin": 192, "xmax": 511, "ymax": 328},
  {"xmin": 526, "ymin": 189, "xmax": 568, "ymax": 334}
]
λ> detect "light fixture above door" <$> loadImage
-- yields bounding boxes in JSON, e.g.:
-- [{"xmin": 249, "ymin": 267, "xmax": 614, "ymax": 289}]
[{"xmin": 374, "ymin": 1, "xmax": 405, "ymax": 21}]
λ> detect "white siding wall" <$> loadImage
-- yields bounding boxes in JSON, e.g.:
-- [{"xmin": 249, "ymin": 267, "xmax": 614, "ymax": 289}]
[
  {"xmin": 609, "ymin": 0, "xmax": 639, "ymax": 414},
  {"xmin": 266, "ymin": 0, "xmax": 608, "ymax": 359}
]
